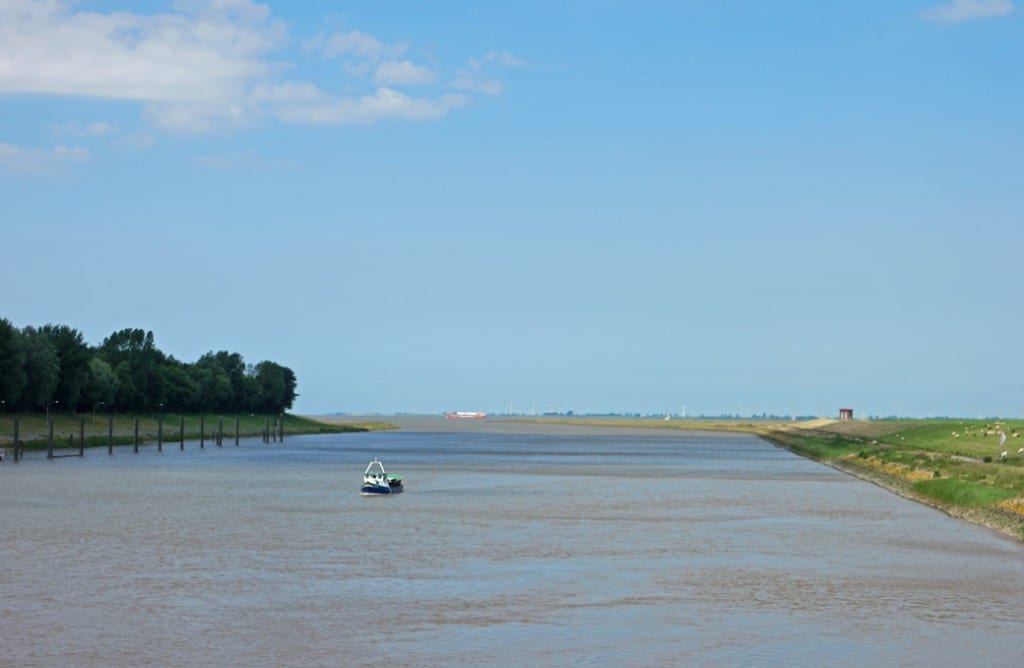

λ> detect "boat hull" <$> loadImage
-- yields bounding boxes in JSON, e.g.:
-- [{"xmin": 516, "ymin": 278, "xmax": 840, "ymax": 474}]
[{"xmin": 360, "ymin": 483, "xmax": 403, "ymax": 496}]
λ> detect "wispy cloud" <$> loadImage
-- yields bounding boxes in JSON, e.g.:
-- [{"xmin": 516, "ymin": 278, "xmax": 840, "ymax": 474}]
[
  {"xmin": 0, "ymin": 142, "xmax": 90, "ymax": 173},
  {"xmin": 451, "ymin": 70, "xmax": 504, "ymax": 96},
  {"xmin": 304, "ymin": 30, "xmax": 406, "ymax": 61},
  {"xmin": 53, "ymin": 121, "xmax": 118, "ymax": 138},
  {"xmin": 923, "ymin": 0, "xmax": 1014, "ymax": 23},
  {"xmin": 374, "ymin": 61, "xmax": 437, "ymax": 86},
  {"xmin": 485, "ymin": 50, "xmax": 527, "ymax": 68},
  {"xmin": 254, "ymin": 84, "xmax": 470, "ymax": 125},
  {"xmin": 0, "ymin": 1, "xmax": 514, "ymax": 133},
  {"xmin": 449, "ymin": 51, "xmax": 525, "ymax": 96}
]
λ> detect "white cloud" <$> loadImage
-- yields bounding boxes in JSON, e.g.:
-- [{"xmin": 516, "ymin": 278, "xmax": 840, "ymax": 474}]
[
  {"xmin": 342, "ymin": 61, "xmax": 374, "ymax": 78},
  {"xmin": 256, "ymin": 84, "xmax": 470, "ymax": 125},
  {"xmin": 0, "ymin": 141, "xmax": 90, "ymax": 173},
  {"xmin": 374, "ymin": 60, "xmax": 436, "ymax": 86},
  {"xmin": 449, "ymin": 51, "xmax": 522, "ymax": 96},
  {"xmin": 485, "ymin": 50, "xmax": 526, "ymax": 67},
  {"xmin": 451, "ymin": 70, "xmax": 503, "ymax": 96},
  {"xmin": 0, "ymin": 1, "xmax": 507, "ymax": 132},
  {"xmin": 305, "ymin": 29, "xmax": 405, "ymax": 61},
  {"xmin": 54, "ymin": 121, "xmax": 118, "ymax": 137},
  {"xmin": 451, "ymin": 57, "xmax": 506, "ymax": 96},
  {"xmin": 0, "ymin": 0, "xmax": 284, "ymax": 132},
  {"xmin": 923, "ymin": 0, "xmax": 1014, "ymax": 22}
]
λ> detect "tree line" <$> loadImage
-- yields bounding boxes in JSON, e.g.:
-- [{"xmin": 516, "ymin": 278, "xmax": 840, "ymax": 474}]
[{"xmin": 0, "ymin": 320, "xmax": 297, "ymax": 415}]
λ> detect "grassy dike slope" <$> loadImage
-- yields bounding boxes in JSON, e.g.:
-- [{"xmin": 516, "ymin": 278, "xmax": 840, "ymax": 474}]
[
  {"xmin": 758, "ymin": 418, "xmax": 1024, "ymax": 541},
  {"xmin": 517, "ymin": 416, "xmax": 1024, "ymax": 542},
  {"xmin": 0, "ymin": 413, "xmax": 394, "ymax": 450}
]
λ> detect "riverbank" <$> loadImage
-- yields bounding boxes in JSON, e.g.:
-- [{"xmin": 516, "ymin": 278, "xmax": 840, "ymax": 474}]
[
  {"xmin": 483, "ymin": 415, "xmax": 1024, "ymax": 542},
  {"xmin": 755, "ymin": 418, "xmax": 1024, "ymax": 542},
  {"xmin": 0, "ymin": 413, "xmax": 395, "ymax": 450}
]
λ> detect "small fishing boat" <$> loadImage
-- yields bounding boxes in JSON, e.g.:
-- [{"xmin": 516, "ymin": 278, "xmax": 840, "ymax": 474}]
[{"xmin": 360, "ymin": 458, "xmax": 404, "ymax": 495}]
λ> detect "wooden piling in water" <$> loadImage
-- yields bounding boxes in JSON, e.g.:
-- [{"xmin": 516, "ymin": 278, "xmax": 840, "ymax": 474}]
[
  {"xmin": 235, "ymin": 417, "xmax": 240, "ymax": 446},
  {"xmin": 180, "ymin": 416, "xmax": 185, "ymax": 450},
  {"xmin": 157, "ymin": 415, "xmax": 163, "ymax": 452},
  {"xmin": 279, "ymin": 416, "xmax": 284, "ymax": 442},
  {"xmin": 200, "ymin": 416, "xmax": 205, "ymax": 448},
  {"xmin": 48, "ymin": 416, "xmax": 54, "ymax": 459},
  {"xmin": 79, "ymin": 419, "xmax": 85, "ymax": 456},
  {"xmin": 108, "ymin": 416, "xmax": 113, "ymax": 455},
  {"xmin": 217, "ymin": 417, "xmax": 224, "ymax": 446},
  {"xmin": 133, "ymin": 417, "xmax": 139, "ymax": 453}
]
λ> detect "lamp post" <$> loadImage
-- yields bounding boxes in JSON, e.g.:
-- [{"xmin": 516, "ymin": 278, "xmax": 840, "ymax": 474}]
[
  {"xmin": 46, "ymin": 400, "xmax": 59, "ymax": 459},
  {"xmin": 157, "ymin": 403, "xmax": 164, "ymax": 451}
]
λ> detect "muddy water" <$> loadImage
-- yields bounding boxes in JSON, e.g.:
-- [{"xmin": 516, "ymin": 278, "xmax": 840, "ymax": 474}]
[{"xmin": 2, "ymin": 424, "xmax": 1022, "ymax": 666}]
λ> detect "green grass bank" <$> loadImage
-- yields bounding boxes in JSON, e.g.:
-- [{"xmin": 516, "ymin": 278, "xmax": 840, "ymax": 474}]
[
  {"xmin": 0, "ymin": 413, "xmax": 395, "ymax": 450},
  {"xmin": 515, "ymin": 416, "xmax": 1024, "ymax": 542}
]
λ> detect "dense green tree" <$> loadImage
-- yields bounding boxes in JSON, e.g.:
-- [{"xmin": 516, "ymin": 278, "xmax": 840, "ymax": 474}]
[
  {"xmin": 83, "ymin": 357, "xmax": 119, "ymax": 411},
  {"xmin": 282, "ymin": 367, "xmax": 297, "ymax": 410},
  {"xmin": 192, "ymin": 361, "xmax": 234, "ymax": 412},
  {"xmin": 239, "ymin": 372, "xmax": 261, "ymax": 413},
  {"xmin": 42, "ymin": 324, "xmax": 92, "ymax": 411},
  {"xmin": 112, "ymin": 360, "xmax": 139, "ymax": 411},
  {"xmin": 197, "ymin": 351, "xmax": 247, "ymax": 411},
  {"xmin": 254, "ymin": 361, "xmax": 285, "ymax": 413},
  {"xmin": 100, "ymin": 328, "xmax": 167, "ymax": 411},
  {"xmin": 0, "ymin": 318, "xmax": 27, "ymax": 409},
  {"xmin": 160, "ymin": 361, "xmax": 200, "ymax": 411},
  {"xmin": 5, "ymin": 321, "xmax": 297, "ymax": 414},
  {"xmin": 252, "ymin": 361, "xmax": 298, "ymax": 413},
  {"xmin": 20, "ymin": 327, "xmax": 60, "ymax": 411}
]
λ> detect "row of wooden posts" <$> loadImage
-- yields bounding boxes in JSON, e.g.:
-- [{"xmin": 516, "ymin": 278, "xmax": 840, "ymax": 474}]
[{"xmin": 4, "ymin": 416, "xmax": 285, "ymax": 462}]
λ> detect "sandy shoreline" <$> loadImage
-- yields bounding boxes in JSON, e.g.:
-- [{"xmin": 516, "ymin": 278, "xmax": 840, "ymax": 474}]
[{"xmin": 313, "ymin": 414, "xmax": 735, "ymax": 437}]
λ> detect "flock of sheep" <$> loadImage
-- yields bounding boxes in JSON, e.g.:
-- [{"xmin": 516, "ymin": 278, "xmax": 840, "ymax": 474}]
[{"xmin": 949, "ymin": 423, "xmax": 1022, "ymax": 461}]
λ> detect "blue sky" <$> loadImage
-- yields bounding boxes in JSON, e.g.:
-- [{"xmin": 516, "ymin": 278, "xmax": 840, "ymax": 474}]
[{"xmin": 2, "ymin": 0, "xmax": 1022, "ymax": 418}]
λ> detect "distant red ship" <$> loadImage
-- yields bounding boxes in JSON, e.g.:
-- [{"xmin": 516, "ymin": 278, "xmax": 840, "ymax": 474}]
[{"xmin": 445, "ymin": 411, "xmax": 487, "ymax": 419}]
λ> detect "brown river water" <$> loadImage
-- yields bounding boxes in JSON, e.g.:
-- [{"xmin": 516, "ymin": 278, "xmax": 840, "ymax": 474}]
[{"xmin": 2, "ymin": 418, "xmax": 1022, "ymax": 666}]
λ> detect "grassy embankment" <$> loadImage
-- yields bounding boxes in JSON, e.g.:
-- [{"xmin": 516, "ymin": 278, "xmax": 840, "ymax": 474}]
[
  {"xmin": 516, "ymin": 416, "xmax": 1024, "ymax": 541},
  {"xmin": 0, "ymin": 413, "xmax": 395, "ymax": 450},
  {"xmin": 758, "ymin": 418, "xmax": 1024, "ymax": 540}
]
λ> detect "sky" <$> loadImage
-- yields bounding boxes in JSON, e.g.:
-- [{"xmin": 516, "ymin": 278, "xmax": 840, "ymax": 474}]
[{"xmin": 2, "ymin": 0, "xmax": 1023, "ymax": 419}]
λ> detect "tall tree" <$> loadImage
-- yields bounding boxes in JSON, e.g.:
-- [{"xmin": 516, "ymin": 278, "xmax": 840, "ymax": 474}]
[
  {"xmin": 42, "ymin": 324, "xmax": 91, "ymax": 411},
  {"xmin": 20, "ymin": 327, "xmax": 60, "ymax": 411},
  {"xmin": 100, "ymin": 328, "xmax": 166, "ymax": 410},
  {"xmin": 253, "ymin": 361, "xmax": 285, "ymax": 413},
  {"xmin": 160, "ymin": 360, "xmax": 199, "ymax": 411},
  {"xmin": 0, "ymin": 318, "xmax": 27, "ymax": 409},
  {"xmin": 191, "ymin": 361, "xmax": 233, "ymax": 412},
  {"xmin": 252, "ymin": 361, "xmax": 297, "ymax": 413},
  {"xmin": 197, "ymin": 351, "xmax": 247, "ymax": 411},
  {"xmin": 82, "ymin": 357, "xmax": 119, "ymax": 411},
  {"xmin": 112, "ymin": 361, "xmax": 139, "ymax": 411}
]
